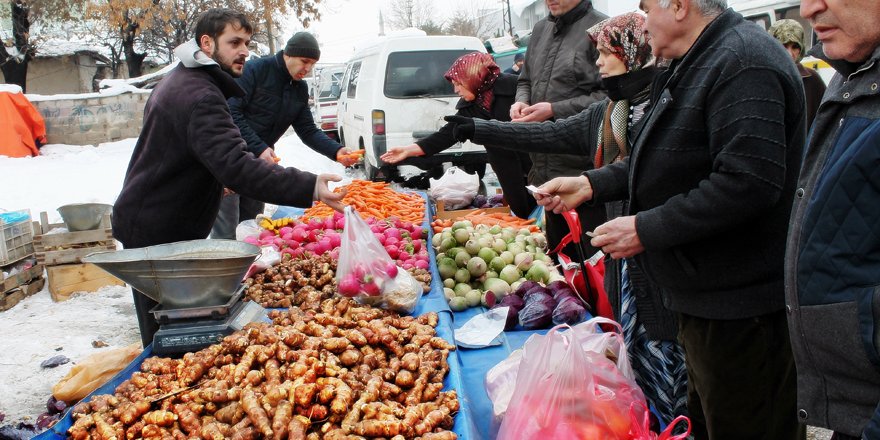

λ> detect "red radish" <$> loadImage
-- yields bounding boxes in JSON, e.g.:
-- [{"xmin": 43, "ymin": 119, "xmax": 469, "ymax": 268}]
[
  {"xmin": 411, "ymin": 240, "xmax": 422, "ymax": 252},
  {"xmin": 259, "ymin": 230, "xmax": 275, "ymax": 240},
  {"xmin": 385, "ymin": 228, "xmax": 402, "ymax": 241},
  {"xmin": 243, "ymin": 236, "xmax": 259, "ymax": 245},
  {"xmin": 278, "ymin": 226, "xmax": 294, "ymax": 236},
  {"xmin": 362, "ymin": 280, "xmax": 381, "ymax": 296},
  {"xmin": 385, "ymin": 263, "xmax": 399, "ymax": 278},
  {"xmin": 402, "ymin": 262, "xmax": 414, "ymax": 271},
  {"xmin": 415, "ymin": 260, "xmax": 429, "ymax": 270},
  {"xmin": 385, "ymin": 236, "xmax": 399, "ymax": 247},
  {"xmin": 338, "ymin": 275, "xmax": 360, "ymax": 297},
  {"xmin": 398, "ymin": 250, "xmax": 411, "ymax": 261},
  {"xmin": 353, "ymin": 265, "xmax": 366, "ymax": 279},
  {"xmin": 335, "ymin": 217, "xmax": 345, "ymax": 230},
  {"xmin": 385, "ymin": 245, "xmax": 399, "ymax": 259}
]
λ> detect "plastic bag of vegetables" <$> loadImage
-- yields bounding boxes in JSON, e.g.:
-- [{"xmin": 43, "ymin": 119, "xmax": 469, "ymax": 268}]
[
  {"xmin": 487, "ymin": 318, "xmax": 642, "ymax": 438},
  {"xmin": 336, "ymin": 206, "xmax": 422, "ymax": 313},
  {"xmin": 496, "ymin": 322, "xmax": 647, "ymax": 440}
]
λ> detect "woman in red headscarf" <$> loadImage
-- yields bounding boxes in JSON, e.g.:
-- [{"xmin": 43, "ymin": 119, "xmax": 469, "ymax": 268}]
[{"xmin": 380, "ymin": 52, "xmax": 535, "ymax": 218}]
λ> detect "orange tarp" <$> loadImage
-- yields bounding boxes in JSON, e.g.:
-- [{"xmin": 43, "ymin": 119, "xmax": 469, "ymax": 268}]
[{"xmin": 0, "ymin": 90, "xmax": 45, "ymax": 158}]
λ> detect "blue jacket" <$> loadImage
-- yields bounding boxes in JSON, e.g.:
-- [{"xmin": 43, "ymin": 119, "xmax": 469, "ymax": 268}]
[
  {"xmin": 229, "ymin": 52, "xmax": 341, "ymax": 159},
  {"xmin": 785, "ymin": 43, "xmax": 880, "ymax": 438}
]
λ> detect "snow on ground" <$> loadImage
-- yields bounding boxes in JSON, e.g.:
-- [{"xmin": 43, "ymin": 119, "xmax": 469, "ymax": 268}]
[{"xmin": 0, "ymin": 131, "xmax": 345, "ymax": 427}]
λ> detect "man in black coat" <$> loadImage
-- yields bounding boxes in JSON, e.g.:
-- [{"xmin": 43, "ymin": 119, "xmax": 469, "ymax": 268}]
[
  {"xmin": 511, "ymin": 0, "xmax": 607, "ymax": 258},
  {"xmin": 113, "ymin": 9, "xmax": 345, "ymax": 346},
  {"xmin": 534, "ymin": 0, "xmax": 806, "ymax": 438},
  {"xmin": 210, "ymin": 32, "xmax": 358, "ymax": 239}
]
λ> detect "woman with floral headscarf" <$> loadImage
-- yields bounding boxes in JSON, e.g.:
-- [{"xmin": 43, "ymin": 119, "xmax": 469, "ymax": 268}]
[
  {"xmin": 443, "ymin": 12, "xmax": 688, "ymax": 427},
  {"xmin": 380, "ymin": 52, "xmax": 535, "ymax": 218}
]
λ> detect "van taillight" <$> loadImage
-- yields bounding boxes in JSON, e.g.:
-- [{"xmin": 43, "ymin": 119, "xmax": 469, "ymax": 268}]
[{"xmin": 372, "ymin": 110, "xmax": 385, "ymax": 135}]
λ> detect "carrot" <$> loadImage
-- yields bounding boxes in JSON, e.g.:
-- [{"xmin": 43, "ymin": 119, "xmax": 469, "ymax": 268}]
[{"xmin": 302, "ymin": 179, "xmax": 426, "ymax": 223}]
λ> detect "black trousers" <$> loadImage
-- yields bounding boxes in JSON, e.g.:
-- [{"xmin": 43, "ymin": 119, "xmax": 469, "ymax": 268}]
[
  {"xmin": 679, "ymin": 310, "xmax": 805, "ymax": 440},
  {"xmin": 484, "ymin": 146, "xmax": 536, "ymax": 219},
  {"xmin": 120, "ymin": 237, "xmax": 166, "ymax": 348},
  {"xmin": 211, "ymin": 193, "xmax": 265, "ymax": 240}
]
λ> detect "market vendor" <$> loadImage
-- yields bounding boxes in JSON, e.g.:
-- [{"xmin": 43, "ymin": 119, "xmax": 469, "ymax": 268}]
[
  {"xmin": 112, "ymin": 8, "xmax": 345, "ymax": 347},
  {"xmin": 380, "ymin": 52, "xmax": 536, "ymax": 219}
]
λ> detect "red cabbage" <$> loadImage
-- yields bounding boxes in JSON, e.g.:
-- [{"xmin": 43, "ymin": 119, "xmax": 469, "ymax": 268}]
[
  {"xmin": 499, "ymin": 294, "xmax": 525, "ymax": 312},
  {"xmin": 519, "ymin": 300, "xmax": 554, "ymax": 329},
  {"xmin": 514, "ymin": 280, "xmax": 541, "ymax": 297},
  {"xmin": 552, "ymin": 296, "xmax": 588, "ymax": 325}
]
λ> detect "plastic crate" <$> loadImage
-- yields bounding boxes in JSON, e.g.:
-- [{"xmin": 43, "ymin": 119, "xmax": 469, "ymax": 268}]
[{"xmin": 0, "ymin": 210, "xmax": 35, "ymax": 266}]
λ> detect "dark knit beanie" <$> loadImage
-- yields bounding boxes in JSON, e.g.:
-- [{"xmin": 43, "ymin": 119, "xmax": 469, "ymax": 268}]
[{"xmin": 284, "ymin": 32, "xmax": 321, "ymax": 60}]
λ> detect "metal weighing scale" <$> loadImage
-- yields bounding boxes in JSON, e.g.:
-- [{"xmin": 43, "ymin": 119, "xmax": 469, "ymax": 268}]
[{"xmin": 83, "ymin": 240, "xmax": 268, "ymax": 355}]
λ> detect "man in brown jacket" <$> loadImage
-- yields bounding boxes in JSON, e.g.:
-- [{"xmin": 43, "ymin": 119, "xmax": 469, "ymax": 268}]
[
  {"xmin": 113, "ymin": 9, "xmax": 345, "ymax": 346},
  {"xmin": 512, "ymin": 0, "xmax": 607, "ymax": 257}
]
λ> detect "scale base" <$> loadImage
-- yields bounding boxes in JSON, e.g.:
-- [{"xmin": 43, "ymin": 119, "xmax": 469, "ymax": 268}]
[{"xmin": 151, "ymin": 300, "xmax": 267, "ymax": 355}]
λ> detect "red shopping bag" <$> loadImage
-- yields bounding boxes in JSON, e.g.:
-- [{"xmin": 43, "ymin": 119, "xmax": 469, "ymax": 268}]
[
  {"xmin": 630, "ymin": 402, "xmax": 691, "ymax": 440},
  {"xmin": 550, "ymin": 209, "xmax": 615, "ymax": 321}
]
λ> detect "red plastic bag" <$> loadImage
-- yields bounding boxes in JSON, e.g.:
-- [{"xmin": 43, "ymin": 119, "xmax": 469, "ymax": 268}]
[
  {"xmin": 336, "ymin": 206, "xmax": 422, "ymax": 313},
  {"xmin": 551, "ymin": 209, "xmax": 615, "ymax": 320},
  {"xmin": 497, "ymin": 324, "xmax": 647, "ymax": 440},
  {"xmin": 629, "ymin": 402, "xmax": 691, "ymax": 440}
]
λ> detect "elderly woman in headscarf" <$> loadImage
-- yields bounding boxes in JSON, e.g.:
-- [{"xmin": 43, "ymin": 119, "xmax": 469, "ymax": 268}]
[
  {"xmin": 769, "ymin": 19, "xmax": 826, "ymax": 130},
  {"xmin": 443, "ymin": 12, "xmax": 688, "ymax": 427},
  {"xmin": 380, "ymin": 53, "xmax": 535, "ymax": 218}
]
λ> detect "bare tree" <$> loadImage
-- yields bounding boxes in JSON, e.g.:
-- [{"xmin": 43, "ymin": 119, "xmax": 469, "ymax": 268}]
[
  {"xmin": 0, "ymin": 0, "xmax": 80, "ymax": 91},
  {"xmin": 445, "ymin": 1, "xmax": 495, "ymax": 39},
  {"xmin": 385, "ymin": 0, "xmax": 432, "ymax": 30}
]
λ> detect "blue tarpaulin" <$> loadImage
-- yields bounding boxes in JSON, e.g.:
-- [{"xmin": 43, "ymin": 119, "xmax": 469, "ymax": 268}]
[{"xmin": 37, "ymin": 192, "xmax": 547, "ymax": 440}]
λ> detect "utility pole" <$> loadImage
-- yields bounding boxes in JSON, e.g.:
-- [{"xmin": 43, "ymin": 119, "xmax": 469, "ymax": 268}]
[{"xmin": 503, "ymin": 0, "xmax": 513, "ymax": 37}]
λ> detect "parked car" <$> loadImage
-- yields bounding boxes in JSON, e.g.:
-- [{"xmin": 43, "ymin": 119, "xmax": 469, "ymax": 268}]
[
  {"xmin": 336, "ymin": 33, "xmax": 488, "ymax": 181},
  {"xmin": 312, "ymin": 65, "xmax": 345, "ymax": 141}
]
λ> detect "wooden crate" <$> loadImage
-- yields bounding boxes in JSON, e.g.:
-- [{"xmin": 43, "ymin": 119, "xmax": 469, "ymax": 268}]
[
  {"xmin": 0, "ymin": 276, "xmax": 45, "ymax": 311},
  {"xmin": 47, "ymin": 263, "xmax": 125, "ymax": 302},
  {"xmin": 34, "ymin": 212, "xmax": 116, "ymax": 266},
  {"xmin": 2, "ymin": 263, "xmax": 43, "ymax": 293}
]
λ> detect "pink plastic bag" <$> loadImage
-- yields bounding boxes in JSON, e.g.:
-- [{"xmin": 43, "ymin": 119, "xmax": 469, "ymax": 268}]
[
  {"xmin": 496, "ymin": 323, "xmax": 647, "ymax": 440},
  {"xmin": 336, "ymin": 207, "xmax": 422, "ymax": 313}
]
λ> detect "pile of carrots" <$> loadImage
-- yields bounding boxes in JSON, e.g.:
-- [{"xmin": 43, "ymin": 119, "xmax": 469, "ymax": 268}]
[
  {"xmin": 303, "ymin": 180, "xmax": 426, "ymax": 223},
  {"xmin": 431, "ymin": 210, "xmax": 540, "ymax": 233},
  {"xmin": 338, "ymin": 149, "xmax": 365, "ymax": 164}
]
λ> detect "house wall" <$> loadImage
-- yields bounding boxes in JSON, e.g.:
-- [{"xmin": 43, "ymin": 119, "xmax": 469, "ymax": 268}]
[
  {"xmin": 26, "ymin": 54, "xmax": 100, "ymax": 95},
  {"xmin": 30, "ymin": 91, "xmax": 150, "ymax": 145}
]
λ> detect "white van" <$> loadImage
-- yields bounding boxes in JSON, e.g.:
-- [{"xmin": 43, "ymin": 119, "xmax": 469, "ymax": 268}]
[
  {"xmin": 337, "ymin": 34, "xmax": 489, "ymax": 181},
  {"xmin": 312, "ymin": 64, "xmax": 345, "ymax": 141}
]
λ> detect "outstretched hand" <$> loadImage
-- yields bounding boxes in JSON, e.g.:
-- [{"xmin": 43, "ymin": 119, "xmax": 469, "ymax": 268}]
[
  {"xmin": 380, "ymin": 144, "xmax": 424, "ymax": 164},
  {"xmin": 443, "ymin": 115, "xmax": 476, "ymax": 142},
  {"xmin": 316, "ymin": 174, "xmax": 347, "ymax": 212}
]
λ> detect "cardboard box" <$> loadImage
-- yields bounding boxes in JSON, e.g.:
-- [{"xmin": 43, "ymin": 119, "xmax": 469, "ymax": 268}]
[
  {"xmin": 433, "ymin": 201, "xmax": 511, "ymax": 221},
  {"xmin": 47, "ymin": 263, "xmax": 125, "ymax": 302}
]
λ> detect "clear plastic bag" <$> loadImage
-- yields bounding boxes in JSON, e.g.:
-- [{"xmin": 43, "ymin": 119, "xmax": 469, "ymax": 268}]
[
  {"xmin": 337, "ymin": 207, "xmax": 422, "ymax": 313},
  {"xmin": 429, "ymin": 166, "xmax": 479, "ymax": 210},
  {"xmin": 490, "ymin": 318, "xmax": 645, "ymax": 439}
]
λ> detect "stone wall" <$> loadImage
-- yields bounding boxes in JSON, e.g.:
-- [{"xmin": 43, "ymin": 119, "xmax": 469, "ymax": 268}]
[{"xmin": 31, "ymin": 91, "xmax": 150, "ymax": 145}]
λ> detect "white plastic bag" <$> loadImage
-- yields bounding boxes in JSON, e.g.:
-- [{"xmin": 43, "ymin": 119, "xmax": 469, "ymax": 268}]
[
  {"xmin": 429, "ymin": 166, "xmax": 479, "ymax": 210},
  {"xmin": 235, "ymin": 219, "xmax": 262, "ymax": 241}
]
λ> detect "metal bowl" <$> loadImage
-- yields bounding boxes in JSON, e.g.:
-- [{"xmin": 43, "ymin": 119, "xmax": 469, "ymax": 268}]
[
  {"xmin": 57, "ymin": 203, "xmax": 113, "ymax": 231},
  {"xmin": 82, "ymin": 240, "xmax": 260, "ymax": 309}
]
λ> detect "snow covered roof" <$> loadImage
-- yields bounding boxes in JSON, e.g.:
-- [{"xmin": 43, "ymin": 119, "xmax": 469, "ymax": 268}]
[
  {"xmin": 35, "ymin": 38, "xmax": 111, "ymax": 62},
  {"xmin": 0, "ymin": 84, "xmax": 23, "ymax": 94}
]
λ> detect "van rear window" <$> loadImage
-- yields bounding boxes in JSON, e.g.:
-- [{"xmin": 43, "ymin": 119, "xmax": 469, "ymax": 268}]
[{"xmin": 384, "ymin": 50, "xmax": 478, "ymax": 98}]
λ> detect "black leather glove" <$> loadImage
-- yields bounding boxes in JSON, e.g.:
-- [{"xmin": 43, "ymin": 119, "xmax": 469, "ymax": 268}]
[{"xmin": 443, "ymin": 115, "xmax": 476, "ymax": 142}]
